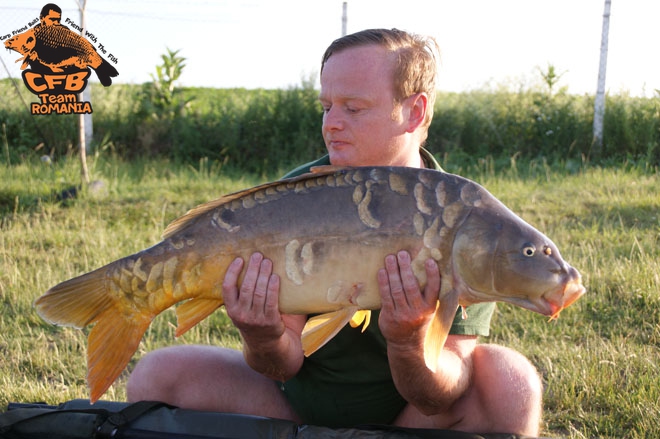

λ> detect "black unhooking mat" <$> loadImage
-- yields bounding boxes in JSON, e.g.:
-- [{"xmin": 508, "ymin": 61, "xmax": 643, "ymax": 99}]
[{"xmin": 0, "ymin": 399, "xmax": 550, "ymax": 439}]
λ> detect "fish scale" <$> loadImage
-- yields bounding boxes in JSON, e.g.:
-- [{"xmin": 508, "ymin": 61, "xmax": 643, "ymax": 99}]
[{"xmin": 34, "ymin": 166, "xmax": 585, "ymax": 402}]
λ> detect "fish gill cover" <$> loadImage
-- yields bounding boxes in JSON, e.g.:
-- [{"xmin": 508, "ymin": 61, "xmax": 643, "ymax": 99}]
[{"xmin": 3, "ymin": 3, "xmax": 119, "ymax": 115}]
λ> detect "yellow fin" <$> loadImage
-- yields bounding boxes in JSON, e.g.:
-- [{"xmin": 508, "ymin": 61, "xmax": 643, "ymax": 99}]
[
  {"xmin": 34, "ymin": 263, "xmax": 154, "ymax": 403},
  {"xmin": 34, "ymin": 266, "xmax": 113, "ymax": 328},
  {"xmin": 424, "ymin": 290, "xmax": 460, "ymax": 372},
  {"xmin": 175, "ymin": 298, "xmax": 224, "ymax": 337},
  {"xmin": 301, "ymin": 307, "xmax": 358, "ymax": 356},
  {"xmin": 87, "ymin": 306, "xmax": 152, "ymax": 403},
  {"xmin": 349, "ymin": 310, "xmax": 371, "ymax": 332}
]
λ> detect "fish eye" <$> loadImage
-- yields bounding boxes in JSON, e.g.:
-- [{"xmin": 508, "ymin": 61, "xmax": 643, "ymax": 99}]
[{"xmin": 522, "ymin": 244, "xmax": 536, "ymax": 257}]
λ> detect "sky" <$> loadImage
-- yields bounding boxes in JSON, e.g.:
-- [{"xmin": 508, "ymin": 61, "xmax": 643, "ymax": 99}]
[{"xmin": 1, "ymin": 0, "xmax": 659, "ymax": 96}]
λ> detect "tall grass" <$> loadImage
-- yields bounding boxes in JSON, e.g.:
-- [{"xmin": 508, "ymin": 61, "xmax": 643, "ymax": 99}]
[{"xmin": 1, "ymin": 155, "xmax": 658, "ymax": 438}]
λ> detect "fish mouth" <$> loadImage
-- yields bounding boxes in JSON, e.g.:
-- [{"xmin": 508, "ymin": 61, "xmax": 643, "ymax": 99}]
[
  {"xmin": 532, "ymin": 272, "xmax": 586, "ymax": 320},
  {"xmin": 544, "ymin": 278, "xmax": 586, "ymax": 320},
  {"xmin": 505, "ymin": 272, "xmax": 586, "ymax": 319}
]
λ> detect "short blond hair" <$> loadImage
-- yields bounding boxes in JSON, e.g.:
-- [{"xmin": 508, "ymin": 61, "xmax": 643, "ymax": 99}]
[{"xmin": 321, "ymin": 28, "xmax": 439, "ymax": 137}]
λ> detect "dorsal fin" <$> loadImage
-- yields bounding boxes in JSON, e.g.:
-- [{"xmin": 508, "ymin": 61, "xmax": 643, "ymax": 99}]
[
  {"xmin": 162, "ymin": 168, "xmax": 352, "ymax": 239},
  {"xmin": 162, "ymin": 180, "xmax": 281, "ymax": 238},
  {"xmin": 310, "ymin": 165, "xmax": 352, "ymax": 174}
]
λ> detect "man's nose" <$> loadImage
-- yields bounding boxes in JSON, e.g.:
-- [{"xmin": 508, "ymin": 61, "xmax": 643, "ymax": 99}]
[{"xmin": 323, "ymin": 106, "xmax": 343, "ymax": 131}]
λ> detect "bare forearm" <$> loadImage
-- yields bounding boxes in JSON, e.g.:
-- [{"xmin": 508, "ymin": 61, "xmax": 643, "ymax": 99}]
[
  {"xmin": 242, "ymin": 314, "xmax": 306, "ymax": 382},
  {"xmin": 242, "ymin": 330, "xmax": 303, "ymax": 381},
  {"xmin": 387, "ymin": 341, "xmax": 472, "ymax": 415}
]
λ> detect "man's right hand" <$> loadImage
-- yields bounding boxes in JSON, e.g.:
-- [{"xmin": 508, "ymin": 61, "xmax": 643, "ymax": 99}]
[
  {"xmin": 222, "ymin": 252, "xmax": 306, "ymax": 381},
  {"xmin": 222, "ymin": 252, "xmax": 286, "ymax": 344}
]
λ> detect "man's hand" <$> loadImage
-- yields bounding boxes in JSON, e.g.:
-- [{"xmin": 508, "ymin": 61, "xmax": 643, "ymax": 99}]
[
  {"xmin": 377, "ymin": 251, "xmax": 475, "ymax": 415},
  {"xmin": 376, "ymin": 250, "xmax": 440, "ymax": 349},
  {"xmin": 222, "ymin": 252, "xmax": 306, "ymax": 381},
  {"xmin": 223, "ymin": 252, "xmax": 286, "ymax": 345}
]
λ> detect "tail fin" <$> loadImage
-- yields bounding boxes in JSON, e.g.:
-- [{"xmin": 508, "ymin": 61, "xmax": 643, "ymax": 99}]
[
  {"xmin": 87, "ymin": 306, "xmax": 151, "ymax": 402},
  {"xmin": 35, "ymin": 266, "xmax": 152, "ymax": 402},
  {"xmin": 35, "ymin": 266, "xmax": 113, "ymax": 328},
  {"xmin": 94, "ymin": 58, "xmax": 119, "ymax": 87}
]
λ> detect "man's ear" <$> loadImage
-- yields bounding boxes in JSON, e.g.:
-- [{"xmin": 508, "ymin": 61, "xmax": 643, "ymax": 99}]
[{"xmin": 405, "ymin": 93, "xmax": 428, "ymax": 133}]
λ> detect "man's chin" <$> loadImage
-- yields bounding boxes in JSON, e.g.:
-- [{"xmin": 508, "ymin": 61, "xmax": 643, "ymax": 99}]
[{"xmin": 327, "ymin": 153, "xmax": 353, "ymax": 167}]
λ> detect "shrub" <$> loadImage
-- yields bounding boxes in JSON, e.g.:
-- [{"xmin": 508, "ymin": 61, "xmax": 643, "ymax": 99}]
[{"xmin": 1, "ymin": 78, "xmax": 658, "ymax": 173}]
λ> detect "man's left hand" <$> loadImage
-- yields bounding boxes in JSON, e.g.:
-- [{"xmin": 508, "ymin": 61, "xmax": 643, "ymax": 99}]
[{"xmin": 376, "ymin": 250, "xmax": 440, "ymax": 349}]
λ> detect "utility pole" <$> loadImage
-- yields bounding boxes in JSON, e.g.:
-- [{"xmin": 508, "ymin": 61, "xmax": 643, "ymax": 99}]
[
  {"xmin": 592, "ymin": 0, "xmax": 611, "ymax": 158},
  {"xmin": 342, "ymin": 2, "xmax": 347, "ymax": 36}
]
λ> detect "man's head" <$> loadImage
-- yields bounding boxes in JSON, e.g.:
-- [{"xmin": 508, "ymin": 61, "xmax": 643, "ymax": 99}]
[
  {"xmin": 40, "ymin": 3, "xmax": 62, "ymax": 26},
  {"xmin": 319, "ymin": 28, "xmax": 439, "ymax": 167},
  {"xmin": 321, "ymin": 28, "xmax": 439, "ymax": 136}
]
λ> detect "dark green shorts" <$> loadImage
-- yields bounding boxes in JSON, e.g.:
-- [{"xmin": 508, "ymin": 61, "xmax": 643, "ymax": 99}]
[
  {"xmin": 281, "ymin": 316, "xmax": 405, "ymax": 427},
  {"xmin": 281, "ymin": 304, "xmax": 495, "ymax": 427}
]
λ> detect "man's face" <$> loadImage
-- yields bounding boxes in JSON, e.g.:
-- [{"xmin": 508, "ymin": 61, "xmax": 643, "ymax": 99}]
[
  {"xmin": 319, "ymin": 45, "xmax": 412, "ymax": 167},
  {"xmin": 41, "ymin": 10, "xmax": 62, "ymax": 26}
]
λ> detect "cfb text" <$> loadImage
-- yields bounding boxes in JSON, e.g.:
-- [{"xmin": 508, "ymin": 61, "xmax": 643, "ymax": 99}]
[{"xmin": 21, "ymin": 71, "xmax": 90, "ymax": 94}]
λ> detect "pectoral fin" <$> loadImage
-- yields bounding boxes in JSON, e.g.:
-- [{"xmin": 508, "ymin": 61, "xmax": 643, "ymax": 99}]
[
  {"xmin": 349, "ymin": 310, "xmax": 371, "ymax": 332},
  {"xmin": 301, "ymin": 307, "xmax": 358, "ymax": 356},
  {"xmin": 175, "ymin": 298, "xmax": 223, "ymax": 337},
  {"xmin": 423, "ymin": 289, "xmax": 460, "ymax": 372}
]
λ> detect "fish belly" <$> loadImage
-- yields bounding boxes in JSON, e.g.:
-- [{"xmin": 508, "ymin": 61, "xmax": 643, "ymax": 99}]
[{"xmin": 271, "ymin": 235, "xmax": 425, "ymax": 314}]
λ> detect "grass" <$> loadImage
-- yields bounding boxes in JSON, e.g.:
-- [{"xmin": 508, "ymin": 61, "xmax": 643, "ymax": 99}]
[{"xmin": 1, "ymin": 155, "xmax": 658, "ymax": 438}]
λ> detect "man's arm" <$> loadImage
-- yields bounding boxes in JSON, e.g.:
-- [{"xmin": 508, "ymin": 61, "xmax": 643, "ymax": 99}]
[
  {"xmin": 377, "ymin": 251, "xmax": 476, "ymax": 415},
  {"xmin": 223, "ymin": 253, "xmax": 306, "ymax": 382}
]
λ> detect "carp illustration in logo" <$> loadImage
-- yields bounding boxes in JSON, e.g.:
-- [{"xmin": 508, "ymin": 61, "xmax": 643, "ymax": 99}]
[
  {"xmin": 4, "ymin": 3, "xmax": 118, "ymax": 87},
  {"xmin": 5, "ymin": 25, "xmax": 118, "ymax": 86}
]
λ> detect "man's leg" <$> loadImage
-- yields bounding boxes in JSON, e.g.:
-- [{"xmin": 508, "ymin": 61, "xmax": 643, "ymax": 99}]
[
  {"xmin": 394, "ymin": 343, "xmax": 543, "ymax": 436},
  {"xmin": 126, "ymin": 345, "xmax": 302, "ymax": 422}
]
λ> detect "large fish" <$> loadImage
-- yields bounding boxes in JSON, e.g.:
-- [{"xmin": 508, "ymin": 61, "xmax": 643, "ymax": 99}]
[
  {"xmin": 4, "ymin": 25, "xmax": 118, "ymax": 86},
  {"xmin": 35, "ymin": 166, "xmax": 585, "ymax": 402}
]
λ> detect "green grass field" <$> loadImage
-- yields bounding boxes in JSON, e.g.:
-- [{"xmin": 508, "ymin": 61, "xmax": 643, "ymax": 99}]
[{"xmin": 1, "ymin": 156, "xmax": 658, "ymax": 438}]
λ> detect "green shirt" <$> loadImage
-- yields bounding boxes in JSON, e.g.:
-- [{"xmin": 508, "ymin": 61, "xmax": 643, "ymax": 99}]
[{"xmin": 280, "ymin": 150, "xmax": 495, "ymax": 427}]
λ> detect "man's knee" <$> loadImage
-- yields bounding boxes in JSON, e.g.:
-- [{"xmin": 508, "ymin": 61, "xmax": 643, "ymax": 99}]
[
  {"xmin": 474, "ymin": 344, "xmax": 542, "ymax": 400},
  {"xmin": 472, "ymin": 344, "xmax": 542, "ymax": 434},
  {"xmin": 127, "ymin": 347, "xmax": 184, "ymax": 402}
]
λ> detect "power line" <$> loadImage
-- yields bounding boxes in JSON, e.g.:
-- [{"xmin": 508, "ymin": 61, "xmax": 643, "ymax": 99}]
[{"xmin": 83, "ymin": 9, "xmax": 235, "ymax": 23}]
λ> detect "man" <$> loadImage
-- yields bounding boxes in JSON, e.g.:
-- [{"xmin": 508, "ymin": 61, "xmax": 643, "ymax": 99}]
[
  {"xmin": 127, "ymin": 28, "xmax": 542, "ymax": 436},
  {"xmin": 38, "ymin": 3, "xmax": 64, "ymax": 27}
]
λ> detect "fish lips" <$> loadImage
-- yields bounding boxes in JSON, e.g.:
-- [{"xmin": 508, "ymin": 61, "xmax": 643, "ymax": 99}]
[{"xmin": 504, "ymin": 267, "xmax": 586, "ymax": 319}]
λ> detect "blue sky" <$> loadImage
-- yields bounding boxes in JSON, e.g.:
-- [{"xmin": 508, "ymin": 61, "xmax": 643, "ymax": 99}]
[{"xmin": 1, "ymin": 0, "xmax": 659, "ymax": 96}]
